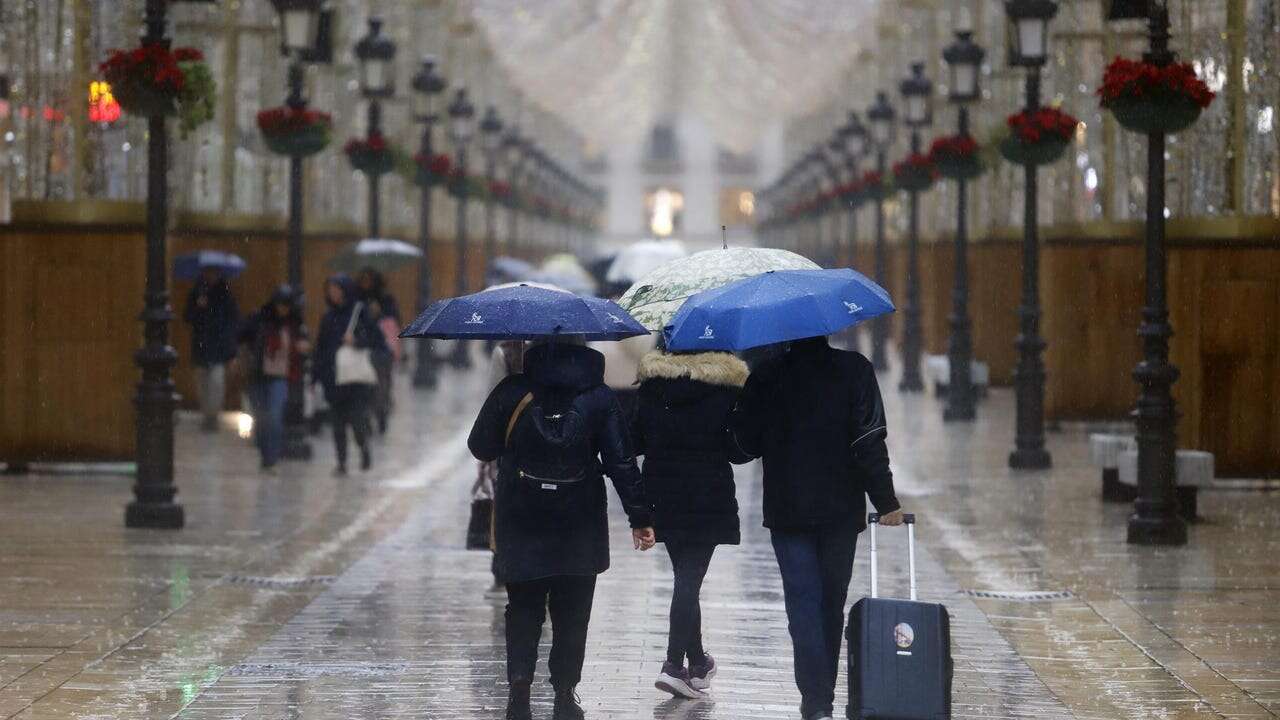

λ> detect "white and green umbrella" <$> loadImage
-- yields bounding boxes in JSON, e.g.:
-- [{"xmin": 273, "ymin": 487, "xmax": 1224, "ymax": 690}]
[{"xmin": 618, "ymin": 246, "xmax": 820, "ymax": 330}]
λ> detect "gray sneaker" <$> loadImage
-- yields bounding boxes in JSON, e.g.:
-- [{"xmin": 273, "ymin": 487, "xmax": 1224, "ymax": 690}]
[
  {"xmin": 656, "ymin": 662, "xmax": 706, "ymax": 700},
  {"xmin": 688, "ymin": 653, "xmax": 716, "ymax": 691}
]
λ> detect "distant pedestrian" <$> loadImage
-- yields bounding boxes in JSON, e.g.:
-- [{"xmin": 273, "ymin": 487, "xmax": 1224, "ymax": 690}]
[
  {"xmin": 314, "ymin": 274, "xmax": 388, "ymax": 476},
  {"xmin": 183, "ymin": 267, "xmax": 239, "ymax": 431},
  {"xmin": 468, "ymin": 341, "xmax": 655, "ymax": 720},
  {"xmin": 236, "ymin": 285, "xmax": 307, "ymax": 472},
  {"xmin": 589, "ymin": 333, "xmax": 652, "ymax": 424},
  {"xmin": 357, "ymin": 267, "xmax": 401, "ymax": 435},
  {"xmin": 632, "ymin": 348, "xmax": 753, "ymax": 699},
  {"xmin": 731, "ymin": 336, "xmax": 903, "ymax": 720}
]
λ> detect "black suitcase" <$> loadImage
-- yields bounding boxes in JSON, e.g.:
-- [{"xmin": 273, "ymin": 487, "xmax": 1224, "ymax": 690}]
[{"xmin": 847, "ymin": 513, "xmax": 952, "ymax": 720}]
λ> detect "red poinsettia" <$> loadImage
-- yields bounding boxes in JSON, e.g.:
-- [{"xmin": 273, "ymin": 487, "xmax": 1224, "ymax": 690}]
[
  {"xmin": 344, "ymin": 133, "xmax": 388, "ymax": 155},
  {"xmin": 928, "ymin": 134, "xmax": 979, "ymax": 163},
  {"xmin": 1007, "ymin": 107, "xmax": 1078, "ymax": 144},
  {"xmin": 100, "ymin": 45, "xmax": 203, "ymax": 95},
  {"xmin": 414, "ymin": 152, "xmax": 452, "ymax": 176},
  {"xmin": 1098, "ymin": 57, "xmax": 1215, "ymax": 108},
  {"xmin": 489, "ymin": 179, "xmax": 512, "ymax": 197},
  {"xmin": 892, "ymin": 153, "xmax": 936, "ymax": 177},
  {"xmin": 256, "ymin": 106, "xmax": 332, "ymax": 135},
  {"xmin": 861, "ymin": 170, "xmax": 884, "ymax": 188}
]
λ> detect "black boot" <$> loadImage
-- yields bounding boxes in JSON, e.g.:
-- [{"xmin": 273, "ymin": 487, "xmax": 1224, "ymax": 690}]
[
  {"xmin": 505, "ymin": 681, "xmax": 532, "ymax": 720},
  {"xmin": 360, "ymin": 444, "xmax": 372, "ymax": 472},
  {"xmin": 553, "ymin": 687, "xmax": 585, "ymax": 720}
]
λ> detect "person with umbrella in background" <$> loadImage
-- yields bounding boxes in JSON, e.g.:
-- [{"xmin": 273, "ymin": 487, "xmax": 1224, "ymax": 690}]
[
  {"xmin": 236, "ymin": 285, "xmax": 308, "ymax": 473},
  {"xmin": 314, "ymin": 274, "xmax": 388, "ymax": 476},
  {"xmin": 182, "ymin": 265, "xmax": 240, "ymax": 431},
  {"xmin": 356, "ymin": 267, "xmax": 402, "ymax": 435}
]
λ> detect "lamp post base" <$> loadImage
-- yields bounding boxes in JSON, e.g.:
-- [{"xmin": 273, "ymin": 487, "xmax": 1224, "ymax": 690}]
[
  {"xmin": 413, "ymin": 340, "xmax": 439, "ymax": 388},
  {"xmin": 1126, "ymin": 511, "xmax": 1187, "ymax": 545},
  {"xmin": 943, "ymin": 402, "xmax": 976, "ymax": 422},
  {"xmin": 125, "ymin": 500, "xmax": 185, "ymax": 529},
  {"xmin": 282, "ymin": 379, "xmax": 312, "ymax": 460},
  {"xmin": 449, "ymin": 341, "xmax": 471, "ymax": 369},
  {"xmin": 1008, "ymin": 447, "xmax": 1052, "ymax": 470}
]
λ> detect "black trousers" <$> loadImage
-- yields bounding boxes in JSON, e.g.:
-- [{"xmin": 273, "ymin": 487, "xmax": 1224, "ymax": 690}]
[
  {"xmin": 326, "ymin": 384, "xmax": 372, "ymax": 466},
  {"xmin": 665, "ymin": 542, "xmax": 716, "ymax": 666},
  {"xmin": 505, "ymin": 574, "xmax": 597, "ymax": 689}
]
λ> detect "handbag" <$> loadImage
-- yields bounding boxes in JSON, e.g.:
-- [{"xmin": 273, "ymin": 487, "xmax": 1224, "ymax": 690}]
[
  {"xmin": 335, "ymin": 302, "xmax": 378, "ymax": 386},
  {"xmin": 466, "ymin": 393, "xmax": 533, "ymax": 550}
]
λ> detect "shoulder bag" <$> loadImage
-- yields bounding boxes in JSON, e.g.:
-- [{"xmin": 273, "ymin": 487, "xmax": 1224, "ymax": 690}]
[{"xmin": 335, "ymin": 302, "xmax": 378, "ymax": 386}]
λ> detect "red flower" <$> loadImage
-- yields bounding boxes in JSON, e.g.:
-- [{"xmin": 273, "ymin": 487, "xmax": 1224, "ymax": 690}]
[
  {"xmin": 928, "ymin": 134, "xmax": 979, "ymax": 163},
  {"xmin": 892, "ymin": 152, "xmax": 936, "ymax": 178},
  {"xmin": 489, "ymin": 179, "xmax": 512, "ymax": 196},
  {"xmin": 1098, "ymin": 56, "xmax": 1215, "ymax": 109},
  {"xmin": 414, "ymin": 152, "xmax": 452, "ymax": 176},
  {"xmin": 257, "ymin": 106, "xmax": 332, "ymax": 135},
  {"xmin": 343, "ymin": 134, "xmax": 390, "ymax": 156},
  {"xmin": 99, "ymin": 45, "xmax": 204, "ymax": 97},
  {"xmin": 1007, "ymin": 107, "xmax": 1078, "ymax": 144}
]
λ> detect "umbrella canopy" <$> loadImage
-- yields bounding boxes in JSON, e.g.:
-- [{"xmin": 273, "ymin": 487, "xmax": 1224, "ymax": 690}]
[
  {"xmin": 489, "ymin": 256, "xmax": 538, "ymax": 283},
  {"xmin": 606, "ymin": 239, "xmax": 688, "ymax": 283},
  {"xmin": 328, "ymin": 238, "xmax": 423, "ymax": 273},
  {"xmin": 664, "ymin": 269, "xmax": 895, "ymax": 352},
  {"xmin": 540, "ymin": 253, "xmax": 598, "ymax": 294},
  {"xmin": 619, "ymin": 246, "xmax": 820, "ymax": 331},
  {"xmin": 400, "ymin": 283, "xmax": 648, "ymax": 341},
  {"xmin": 173, "ymin": 250, "xmax": 246, "ymax": 281}
]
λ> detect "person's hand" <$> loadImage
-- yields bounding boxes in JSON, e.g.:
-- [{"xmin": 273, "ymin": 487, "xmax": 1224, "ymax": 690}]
[
  {"xmin": 879, "ymin": 509, "xmax": 905, "ymax": 527},
  {"xmin": 632, "ymin": 527, "xmax": 656, "ymax": 551},
  {"xmin": 196, "ymin": 294, "xmax": 209, "ymax": 308},
  {"xmin": 295, "ymin": 339, "xmax": 312, "ymax": 354},
  {"xmin": 343, "ymin": 332, "xmax": 355, "ymax": 346}
]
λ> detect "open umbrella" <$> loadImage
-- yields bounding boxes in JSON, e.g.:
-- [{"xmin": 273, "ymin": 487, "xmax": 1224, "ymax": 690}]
[
  {"xmin": 664, "ymin": 269, "xmax": 895, "ymax": 352},
  {"xmin": 606, "ymin": 239, "xmax": 688, "ymax": 283},
  {"xmin": 488, "ymin": 256, "xmax": 538, "ymax": 283},
  {"xmin": 540, "ymin": 253, "xmax": 598, "ymax": 294},
  {"xmin": 400, "ymin": 284, "xmax": 648, "ymax": 341},
  {"xmin": 328, "ymin": 238, "xmax": 423, "ymax": 273},
  {"xmin": 174, "ymin": 250, "xmax": 246, "ymax": 280},
  {"xmin": 618, "ymin": 246, "xmax": 820, "ymax": 331}
]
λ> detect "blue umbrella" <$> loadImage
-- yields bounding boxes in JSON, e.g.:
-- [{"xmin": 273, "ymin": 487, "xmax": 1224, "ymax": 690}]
[
  {"xmin": 174, "ymin": 250, "xmax": 246, "ymax": 280},
  {"xmin": 488, "ymin": 256, "xmax": 538, "ymax": 283},
  {"xmin": 663, "ymin": 268, "xmax": 894, "ymax": 352},
  {"xmin": 400, "ymin": 284, "xmax": 649, "ymax": 341}
]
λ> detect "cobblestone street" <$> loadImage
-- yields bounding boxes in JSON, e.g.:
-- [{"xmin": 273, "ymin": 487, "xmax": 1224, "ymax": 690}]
[{"xmin": 2, "ymin": 348, "xmax": 1278, "ymax": 720}]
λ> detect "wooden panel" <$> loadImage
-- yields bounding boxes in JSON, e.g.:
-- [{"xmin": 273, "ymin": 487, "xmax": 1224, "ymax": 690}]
[
  {"xmin": 919, "ymin": 241, "xmax": 954, "ymax": 356},
  {"xmin": 968, "ymin": 241, "xmax": 1021, "ymax": 386}
]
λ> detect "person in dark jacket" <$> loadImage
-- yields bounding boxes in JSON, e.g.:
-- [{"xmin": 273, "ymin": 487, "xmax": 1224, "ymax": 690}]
[
  {"xmin": 357, "ymin": 267, "xmax": 400, "ymax": 434},
  {"xmin": 183, "ymin": 268, "xmax": 240, "ymax": 431},
  {"xmin": 469, "ymin": 341, "xmax": 656, "ymax": 720},
  {"xmin": 731, "ymin": 335, "xmax": 903, "ymax": 720},
  {"xmin": 314, "ymin": 274, "xmax": 388, "ymax": 476},
  {"xmin": 236, "ymin": 285, "xmax": 308, "ymax": 472},
  {"xmin": 631, "ymin": 349, "xmax": 752, "ymax": 700}
]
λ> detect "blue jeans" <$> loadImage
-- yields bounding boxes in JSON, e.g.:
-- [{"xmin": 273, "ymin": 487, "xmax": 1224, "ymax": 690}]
[
  {"xmin": 249, "ymin": 378, "xmax": 288, "ymax": 467},
  {"xmin": 771, "ymin": 522, "xmax": 860, "ymax": 719}
]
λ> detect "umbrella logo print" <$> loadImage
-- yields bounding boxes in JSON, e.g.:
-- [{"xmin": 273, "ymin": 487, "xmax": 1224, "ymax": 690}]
[
  {"xmin": 700, "ymin": 325, "xmax": 715, "ymax": 339},
  {"xmin": 464, "ymin": 312, "xmax": 485, "ymax": 325},
  {"xmin": 844, "ymin": 301, "xmax": 863, "ymax": 315},
  {"xmin": 607, "ymin": 313, "xmax": 624, "ymax": 324}
]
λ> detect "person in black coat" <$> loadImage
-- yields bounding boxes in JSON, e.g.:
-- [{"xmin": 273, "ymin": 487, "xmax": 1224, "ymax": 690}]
[
  {"xmin": 468, "ymin": 341, "xmax": 655, "ymax": 720},
  {"xmin": 314, "ymin": 274, "xmax": 388, "ymax": 476},
  {"xmin": 236, "ymin": 285, "xmax": 308, "ymax": 472},
  {"xmin": 730, "ymin": 335, "xmax": 903, "ymax": 720},
  {"xmin": 631, "ymin": 349, "xmax": 752, "ymax": 700},
  {"xmin": 357, "ymin": 266, "xmax": 400, "ymax": 434},
  {"xmin": 183, "ymin": 268, "xmax": 239, "ymax": 431}
]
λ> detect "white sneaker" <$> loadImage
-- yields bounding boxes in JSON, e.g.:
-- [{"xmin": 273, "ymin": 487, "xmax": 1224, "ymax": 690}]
[{"xmin": 655, "ymin": 662, "xmax": 706, "ymax": 700}]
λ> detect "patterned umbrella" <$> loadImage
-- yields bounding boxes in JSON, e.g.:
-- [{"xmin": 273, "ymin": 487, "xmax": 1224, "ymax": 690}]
[
  {"xmin": 328, "ymin": 238, "xmax": 423, "ymax": 273},
  {"xmin": 618, "ymin": 247, "xmax": 820, "ymax": 330}
]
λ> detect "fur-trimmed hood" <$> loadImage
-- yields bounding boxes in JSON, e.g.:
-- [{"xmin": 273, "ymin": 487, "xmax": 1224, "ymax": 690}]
[{"xmin": 638, "ymin": 350, "xmax": 749, "ymax": 388}]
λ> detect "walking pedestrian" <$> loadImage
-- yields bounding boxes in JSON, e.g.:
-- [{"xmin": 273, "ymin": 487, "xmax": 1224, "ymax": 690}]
[
  {"xmin": 588, "ymin": 332, "xmax": 652, "ymax": 424},
  {"xmin": 631, "ymin": 348, "xmax": 752, "ymax": 699},
  {"xmin": 730, "ymin": 335, "xmax": 904, "ymax": 720},
  {"xmin": 476, "ymin": 339, "xmax": 525, "ymax": 594},
  {"xmin": 468, "ymin": 340, "xmax": 655, "ymax": 720},
  {"xmin": 356, "ymin": 267, "xmax": 401, "ymax": 435},
  {"xmin": 183, "ymin": 267, "xmax": 239, "ymax": 431},
  {"xmin": 314, "ymin": 274, "xmax": 388, "ymax": 476},
  {"xmin": 236, "ymin": 285, "xmax": 307, "ymax": 472}
]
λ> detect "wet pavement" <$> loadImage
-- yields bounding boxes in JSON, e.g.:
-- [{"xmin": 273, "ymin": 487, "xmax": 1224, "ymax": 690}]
[{"xmin": 1, "ymin": 342, "xmax": 1277, "ymax": 719}]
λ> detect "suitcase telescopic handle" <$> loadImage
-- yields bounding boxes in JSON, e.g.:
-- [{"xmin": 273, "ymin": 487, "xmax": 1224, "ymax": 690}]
[{"xmin": 867, "ymin": 512, "xmax": 917, "ymax": 602}]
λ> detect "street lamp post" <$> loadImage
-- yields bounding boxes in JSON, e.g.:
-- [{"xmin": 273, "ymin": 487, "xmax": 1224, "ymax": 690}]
[
  {"xmin": 480, "ymin": 106, "xmax": 504, "ymax": 272},
  {"xmin": 411, "ymin": 56, "xmax": 446, "ymax": 389},
  {"xmin": 504, "ymin": 130, "xmax": 526, "ymax": 255},
  {"xmin": 447, "ymin": 87, "xmax": 476, "ymax": 368},
  {"xmin": 354, "ymin": 18, "xmax": 396, "ymax": 238},
  {"xmin": 840, "ymin": 113, "xmax": 868, "ymax": 269},
  {"xmin": 866, "ymin": 92, "xmax": 896, "ymax": 373},
  {"xmin": 898, "ymin": 62, "xmax": 933, "ymax": 393},
  {"xmin": 942, "ymin": 26, "xmax": 985, "ymax": 422},
  {"xmin": 817, "ymin": 144, "xmax": 844, "ymax": 268},
  {"xmin": 1006, "ymin": 0, "xmax": 1057, "ymax": 469}
]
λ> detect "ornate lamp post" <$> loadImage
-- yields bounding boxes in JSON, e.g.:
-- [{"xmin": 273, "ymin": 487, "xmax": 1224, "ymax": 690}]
[
  {"xmin": 410, "ymin": 56, "xmax": 446, "ymax": 389},
  {"xmin": 1005, "ymin": 0, "xmax": 1057, "ymax": 469},
  {"xmin": 1108, "ymin": 0, "xmax": 1186, "ymax": 545},
  {"xmin": 447, "ymin": 87, "xmax": 476, "ymax": 368},
  {"xmin": 941, "ymin": 25, "xmax": 985, "ymax": 422},
  {"xmin": 817, "ymin": 142, "xmax": 845, "ymax": 268},
  {"xmin": 866, "ymin": 92, "xmax": 896, "ymax": 373},
  {"xmin": 840, "ymin": 112, "xmax": 869, "ymax": 270},
  {"xmin": 480, "ymin": 106, "xmax": 504, "ymax": 271},
  {"xmin": 504, "ymin": 129, "xmax": 527, "ymax": 255},
  {"xmin": 898, "ymin": 62, "xmax": 932, "ymax": 393},
  {"xmin": 354, "ymin": 18, "xmax": 396, "ymax": 238}
]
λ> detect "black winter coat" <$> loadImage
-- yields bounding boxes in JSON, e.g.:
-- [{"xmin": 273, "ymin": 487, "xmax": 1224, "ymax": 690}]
[
  {"xmin": 632, "ymin": 351, "xmax": 752, "ymax": 546},
  {"xmin": 313, "ymin": 276, "xmax": 390, "ymax": 394},
  {"xmin": 469, "ymin": 343, "xmax": 652, "ymax": 584},
  {"xmin": 183, "ymin": 280, "xmax": 239, "ymax": 366},
  {"xmin": 731, "ymin": 337, "xmax": 899, "ymax": 531}
]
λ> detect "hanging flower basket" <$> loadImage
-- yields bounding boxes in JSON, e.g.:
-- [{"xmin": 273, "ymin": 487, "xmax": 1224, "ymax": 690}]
[
  {"xmin": 928, "ymin": 134, "xmax": 984, "ymax": 181},
  {"xmin": 860, "ymin": 170, "xmax": 888, "ymax": 202},
  {"xmin": 344, "ymin": 134, "xmax": 395, "ymax": 176},
  {"xmin": 892, "ymin": 153, "xmax": 937, "ymax": 193},
  {"xmin": 413, "ymin": 152, "xmax": 452, "ymax": 188},
  {"xmin": 257, "ymin": 107, "xmax": 332, "ymax": 158},
  {"xmin": 100, "ymin": 45, "xmax": 216, "ymax": 138},
  {"xmin": 1098, "ymin": 57, "xmax": 1215, "ymax": 135},
  {"xmin": 837, "ymin": 180, "xmax": 863, "ymax": 207},
  {"xmin": 999, "ymin": 107, "xmax": 1077, "ymax": 167},
  {"xmin": 489, "ymin": 180, "xmax": 513, "ymax": 206}
]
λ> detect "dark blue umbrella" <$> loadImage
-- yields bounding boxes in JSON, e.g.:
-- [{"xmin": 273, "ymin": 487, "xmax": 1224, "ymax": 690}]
[
  {"xmin": 400, "ymin": 284, "xmax": 649, "ymax": 341},
  {"xmin": 174, "ymin": 250, "xmax": 246, "ymax": 281},
  {"xmin": 663, "ymin": 268, "xmax": 894, "ymax": 352}
]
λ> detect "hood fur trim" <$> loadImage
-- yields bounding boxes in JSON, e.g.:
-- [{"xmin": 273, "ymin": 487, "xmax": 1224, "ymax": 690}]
[{"xmin": 638, "ymin": 350, "xmax": 749, "ymax": 388}]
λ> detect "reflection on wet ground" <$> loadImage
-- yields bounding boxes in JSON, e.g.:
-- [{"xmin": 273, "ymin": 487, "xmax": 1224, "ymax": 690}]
[{"xmin": 1, "ymin": 344, "xmax": 1277, "ymax": 719}]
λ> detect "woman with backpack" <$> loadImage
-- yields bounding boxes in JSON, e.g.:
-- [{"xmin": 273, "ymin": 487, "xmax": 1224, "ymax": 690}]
[
  {"xmin": 631, "ymin": 347, "xmax": 753, "ymax": 700},
  {"xmin": 468, "ymin": 340, "xmax": 655, "ymax": 720}
]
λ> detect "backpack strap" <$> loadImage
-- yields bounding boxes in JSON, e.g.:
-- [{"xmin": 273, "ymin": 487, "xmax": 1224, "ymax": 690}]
[{"xmin": 505, "ymin": 392, "xmax": 534, "ymax": 447}]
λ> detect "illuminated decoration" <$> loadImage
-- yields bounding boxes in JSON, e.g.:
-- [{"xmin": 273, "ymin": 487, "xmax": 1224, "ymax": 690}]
[
  {"xmin": 89, "ymin": 80, "xmax": 122, "ymax": 124},
  {"xmin": 647, "ymin": 188, "xmax": 684, "ymax": 237}
]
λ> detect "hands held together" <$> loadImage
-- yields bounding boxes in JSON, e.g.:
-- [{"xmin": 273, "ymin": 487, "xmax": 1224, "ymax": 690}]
[{"xmin": 632, "ymin": 527, "xmax": 656, "ymax": 551}]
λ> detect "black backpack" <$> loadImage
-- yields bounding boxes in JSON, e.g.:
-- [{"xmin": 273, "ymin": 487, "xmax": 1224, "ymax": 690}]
[{"xmin": 504, "ymin": 387, "xmax": 596, "ymax": 525}]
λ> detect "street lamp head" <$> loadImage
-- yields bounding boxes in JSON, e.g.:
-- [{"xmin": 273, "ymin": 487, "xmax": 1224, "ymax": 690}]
[
  {"xmin": 447, "ymin": 86, "xmax": 476, "ymax": 148},
  {"xmin": 411, "ymin": 55, "xmax": 447, "ymax": 124},
  {"xmin": 867, "ymin": 91, "xmax": 897, "ymax": 149},
  {"xmin": 355, "ymin": 17, "xmax": 396, "ymax": 98},
  {"xmin": 899, "ymin": 62, "xmax": 933, "ymax": 128},
  {"xmin": 272, "ymin": 0, "xmax": 323, "ymax": 55},
  {"xmin": 480, "ymin": 105, "xmax": 505, "ymax": 158},
  {"xmin": 1105, "ymin": 0, "xmax": 1152, "ymax": 20},
  {"xmin": 1005, "ymin": 0, "xmax": 1058, "ymax": 67},
  {"xmin": 943, "ymin": 30, "xmax": 986, "ymax": 103},
  {"xmin": 843, "ymin": 111, "xmax": 869, "ymax": 157}
]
